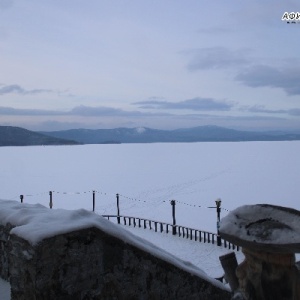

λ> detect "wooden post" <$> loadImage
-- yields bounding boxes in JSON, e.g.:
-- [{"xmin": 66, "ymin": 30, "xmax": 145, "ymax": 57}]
[
  {"xmin": 20, "ymin": 195, "xmax": 24, "ymax": 203},
  {"xmin": 116, "ymin": 193, "xmax": 120, "ymax": 224},
  {"xmin": 92, "ymin": 190, "xmax": 95, "ymax": 212},
  {"xmin": 216, "ymin": 199, "xmax": 222, "ymax": 246},
  {"xmin": 49, "ymin": 191, "xmax": 53, "ymax": 209},
  {"xmin": 171, "ymin": 200, "xmax": 176, "ymax": 235}
]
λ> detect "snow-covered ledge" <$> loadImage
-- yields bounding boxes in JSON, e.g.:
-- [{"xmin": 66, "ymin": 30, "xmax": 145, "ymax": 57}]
[
  {"xmin": 220, "ymin": 204, "xmax": 300, "ymax": 300},
  {"xmin": 0, "ymin": 200, "xmax": 230, "ymax": 299}
]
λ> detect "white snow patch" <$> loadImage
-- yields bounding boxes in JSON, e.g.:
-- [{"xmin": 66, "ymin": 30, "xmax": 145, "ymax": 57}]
[{"xmin": 135, "ymin": 127, "xmax": 146, "ymax": 134}]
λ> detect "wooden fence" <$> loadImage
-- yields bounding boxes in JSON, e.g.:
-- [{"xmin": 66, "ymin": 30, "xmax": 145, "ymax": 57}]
[
  {"xmin": 18, "ymin": 191, "xmax": 239, "ymax": 251},
  {"xmin": 102, "ymin": 214, "xmax": 239, "ymax": 251}
]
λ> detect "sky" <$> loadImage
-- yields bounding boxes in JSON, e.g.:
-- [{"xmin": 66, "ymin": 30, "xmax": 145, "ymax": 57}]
[{"xmin": 0, "ymin": 0, "xmax": 300, "ymax": 131}]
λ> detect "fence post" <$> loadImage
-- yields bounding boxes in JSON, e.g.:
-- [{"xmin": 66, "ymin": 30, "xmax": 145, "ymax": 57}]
[
  {"xmin": 170, "ymin": 200, "xmax": 176, "ymax": 235},
  {"xmin": 116, "ymin": 193, "xmax": 120, "ymax": 224},
  {"xmin": 92, "ymin": 190, "xmax": 95, "ymax": 212},
  {"xmin": 49, "ymin": 191, "xmax": 53, "ymax": 209},
  {"xmin": 216, "ymin": 199, "xmax": 222, "ymax": 246},
  {"xmin": 20, "ymin": 195, "xmax": 24, "ymax": 203}
]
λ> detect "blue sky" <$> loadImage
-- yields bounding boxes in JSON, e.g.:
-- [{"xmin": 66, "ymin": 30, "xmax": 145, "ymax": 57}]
[{"xmin": 0, "ymin": 0, "xmax": 300, "ymax": 131}]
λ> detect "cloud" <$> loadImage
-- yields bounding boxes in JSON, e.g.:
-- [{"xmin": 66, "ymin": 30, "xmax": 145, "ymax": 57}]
[
  {"xmin": 240, "ymin": 105, "xmax": 300, "ymax": 117},
  {"xmin": 288, "ymin": 109, "xmax": 300, "ymax": 116},
  {"xmin": 69, "ymin": 105, "xmax": 138, "ymax": 116},
  {"xmin": 185, "ymin": 47, "xmax": 300, "ymax": 96},
  {"xmin": 235, "ymin": 65, "xmax": 300, "ymax": 95},
  {"xmin": 0, "ymin": 105, "xmax": 170, "ymax": 118},
  {"xmin": 133, "ymin": 97, "xmax": 233, "ymax": 111},
  {"xmin": 69, "ymin": 105, "xmax": 152, "ymax": 117},
  {"xmin": 0, "ymin": 106, "xmax": 63, "ymax": 116},
  {"xmin": 1, "ymin": 105, "xmax": 299, "ymax": 132},
  {"xmin": 185, "ymin": 47, "xmax": 250, "ymax": 71},
  {"xmin": 32, "ymin": 121, "xmax": 89, "ymax": 132},
  {"xmin": 240, "ymin": 105, "xmax": 287, "ymax": 114},
  {"xmin": 0, "ymin": 84, "xmax": 53, "ymax": 96},
  {"xmin": 0, "ymin": 85, "xmax": 25, "ymax": 95}
]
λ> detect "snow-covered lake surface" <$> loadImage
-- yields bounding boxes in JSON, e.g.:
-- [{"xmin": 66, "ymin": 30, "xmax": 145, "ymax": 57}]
[
  {"xmin": 1, "ymin": 141, "xmax": 299, "ymax": 233},
  {"xmin": 0, "ymin": 141, "xmax": 300, "ymax": 299}
]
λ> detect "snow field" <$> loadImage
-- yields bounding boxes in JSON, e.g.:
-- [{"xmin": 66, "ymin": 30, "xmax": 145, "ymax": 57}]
[
  {"xmin": 1, "ymin": 141, "xmax": 299, "ymax": 234},
  {"xmin": 0, "ymin": 141, "xmax": 299, "ymax": 299}
]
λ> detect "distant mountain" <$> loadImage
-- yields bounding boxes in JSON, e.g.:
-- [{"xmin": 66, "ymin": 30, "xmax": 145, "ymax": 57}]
[
  {"xmin": 0, "ymin": 126, "xmax": 79, "ymax": 146},
  {"xmin": 39, "ymin": 125, "xmax": 300, "ymax": 144}
]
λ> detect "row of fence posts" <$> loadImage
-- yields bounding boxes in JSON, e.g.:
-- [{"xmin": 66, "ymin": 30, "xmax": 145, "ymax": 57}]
[
  {"xmin": 19, "ymin": 192, "xmax": 223, "ymax": 246},
  {"xmin": 169, "ymin": 199, "xmax": 222, "ymax": 246},
  {"xmin": 20, "ymin": 191, "xmax": 97, "ymax": 211},
  {"xmin": 19, "ymin": 191, "xmax": 121, "ymax": 216}
]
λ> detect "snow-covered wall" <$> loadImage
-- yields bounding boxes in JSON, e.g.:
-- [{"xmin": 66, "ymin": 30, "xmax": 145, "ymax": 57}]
[{"xmin": 0, "ymin": 200, "xmax": 230, "ymax": 299}]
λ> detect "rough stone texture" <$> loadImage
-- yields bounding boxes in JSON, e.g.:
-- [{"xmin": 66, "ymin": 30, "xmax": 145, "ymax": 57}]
[
  {"xmin": 235, "ymin": 248, "xmax": 300, "ymax": 300},
  {"xmin": 6, "ymin": 226, "xmax": 230, "ymax": 300},
  {"xmin": 0, "ymin": 223, "xmax": 13, "ymax": 280}
]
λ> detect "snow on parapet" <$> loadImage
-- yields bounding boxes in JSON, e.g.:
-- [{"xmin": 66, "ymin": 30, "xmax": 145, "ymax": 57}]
[
  {"xmin": 220, "ymin": 204, "xmax": 300, "ymax": 248},
  {"xmin": 0, "ymin": 199, "xmax": 228, "ymax": 290}
]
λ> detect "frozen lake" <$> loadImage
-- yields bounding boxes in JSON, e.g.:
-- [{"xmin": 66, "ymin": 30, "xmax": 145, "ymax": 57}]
[{"xmin": 1, "ymin": 141, "xmax": 300, "ymax": 233}]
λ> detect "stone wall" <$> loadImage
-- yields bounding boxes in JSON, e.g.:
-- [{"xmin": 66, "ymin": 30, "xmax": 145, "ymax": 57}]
[
  {"xmin": 1, "ymin": 223, "xmax": 230, "ymax": 299},
  {"xmin": 0, "ymin": 223, "xmax": 13, "ymax": 280}
]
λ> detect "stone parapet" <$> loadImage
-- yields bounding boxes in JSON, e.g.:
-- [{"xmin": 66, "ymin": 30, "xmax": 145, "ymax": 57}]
[
  {"xmin": 0, "ymin": 200, "xmax": 230, "ymax": 299},
  {"xmin": 7, "ymin": 227, "xmax": 230, "ymax": 300}
]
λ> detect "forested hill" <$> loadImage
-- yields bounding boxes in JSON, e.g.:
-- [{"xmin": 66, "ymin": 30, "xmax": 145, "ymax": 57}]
[
  {"xmin": 0, "ymin": 126, "xmax": 79, "ymax": 146},
  {"xmin": 40, "ymin": 125, "xmax": 300, "ymax": 144},
  {"xmin": 2, "ymin": 125, "xmax": 300, "ymax": 146}
]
